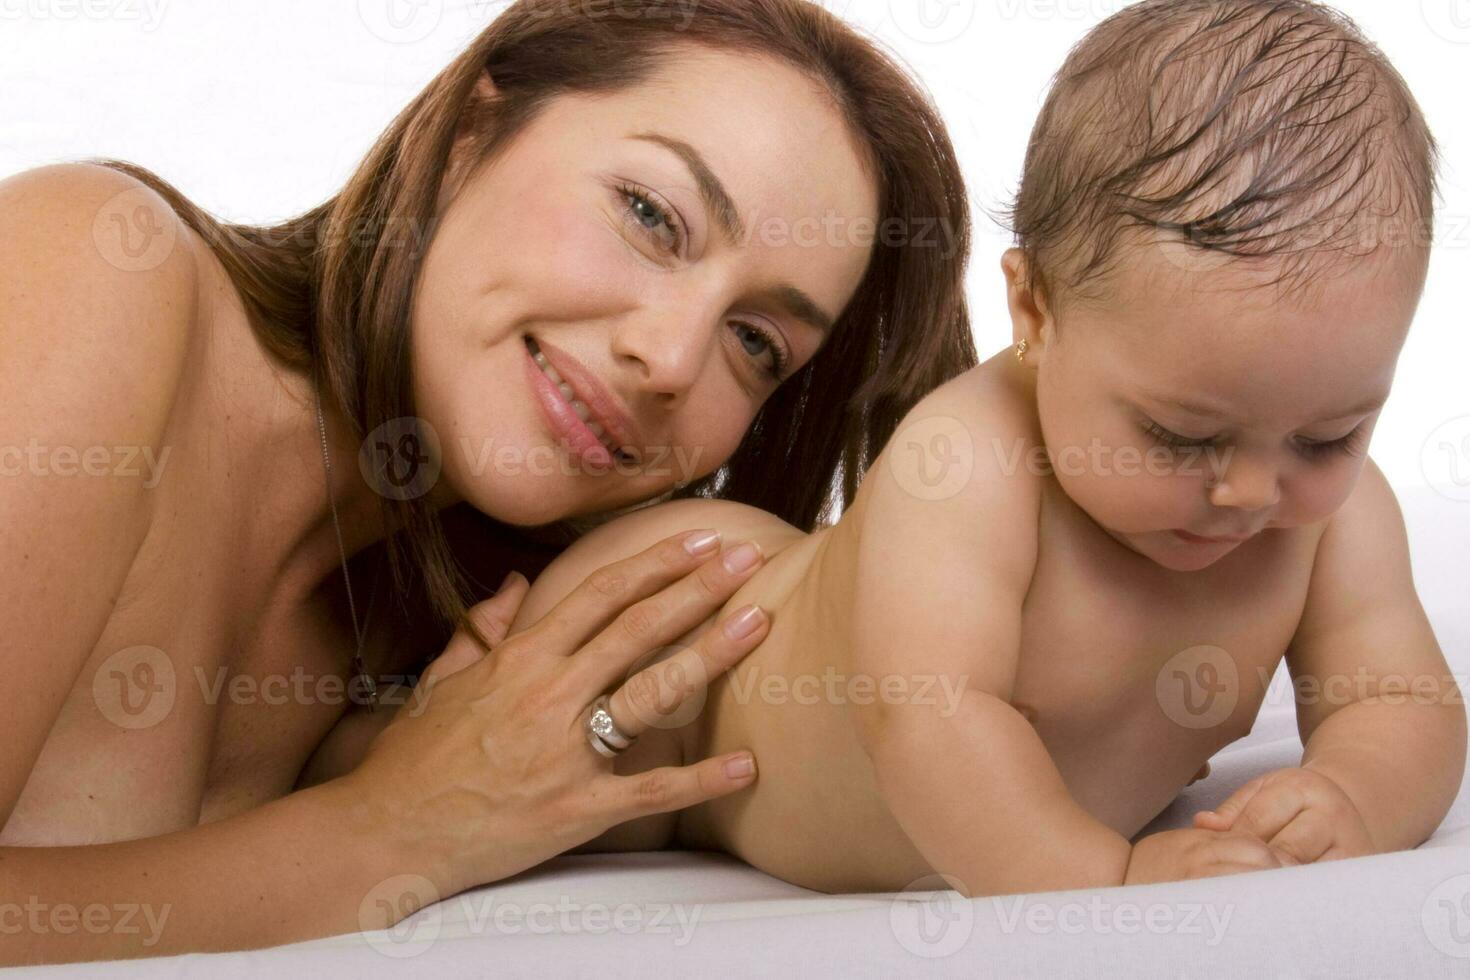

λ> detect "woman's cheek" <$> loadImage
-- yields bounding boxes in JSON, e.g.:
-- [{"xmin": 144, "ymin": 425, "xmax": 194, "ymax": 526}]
[{"xmin": 519, "ymin": 199, "xmax": 641, "ymax": 309}]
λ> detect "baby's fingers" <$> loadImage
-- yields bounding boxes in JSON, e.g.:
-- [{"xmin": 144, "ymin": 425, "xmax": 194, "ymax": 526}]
[
  {"xmin": 1231, "ymin": 787, "xmax": 1307, "ymax": 844},
  {"xmin": 1201, "ymin": 772, "xmax": 1306, "ymax": 842},
  {"xmin": 1273, "ymin": 808, "xmax": 1375, "ymax": 863}
]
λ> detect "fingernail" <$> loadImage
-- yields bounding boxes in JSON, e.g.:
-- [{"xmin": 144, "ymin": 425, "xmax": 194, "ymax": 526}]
[
  {"xmin": 723, "ymin": 604, "xmax": 766, "ymax": 639},
  {"xmin": 721, "ymin": 542, "xmax": 762, "ymax": 575},
  {"xmin": 683, "ymin": 530, "xmax": 721, "ymax": 557},
  {"xmin": 724, "ymin": 753, "xmax": 756, "ymax": 779}
]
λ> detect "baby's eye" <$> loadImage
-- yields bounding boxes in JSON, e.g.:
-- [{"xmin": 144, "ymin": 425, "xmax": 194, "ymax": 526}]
[
  {"xmin": 1295, "ymin": 426, "xmax": 1366, "ymax": 462},
  {"xmin": 1140, "ymin": 420, "xmax": 1215, "ymax": 450}
]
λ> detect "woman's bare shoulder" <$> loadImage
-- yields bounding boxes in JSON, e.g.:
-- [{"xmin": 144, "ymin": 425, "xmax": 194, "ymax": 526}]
[
  {"xmin": 0, "ymin": 163, "xmax": 204, "ymax": 817},
  {"xmin": 0, "ymin": 162, "xmax": 201, "ymax": 428}
]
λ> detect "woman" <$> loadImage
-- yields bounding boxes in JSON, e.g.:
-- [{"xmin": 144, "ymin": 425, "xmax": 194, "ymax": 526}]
[{"xmin": 0, "ymin": 0, "xmax": 973, "ymax": 963}]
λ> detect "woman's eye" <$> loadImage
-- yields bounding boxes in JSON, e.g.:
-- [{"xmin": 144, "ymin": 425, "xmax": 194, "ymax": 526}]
[
  {"xmin": 616, "ymin": 183, "xmax": 683, "ymax": 255},
  {"xmin": 731, "ymin": 321, "xmax": 790, "ymax": 381}
]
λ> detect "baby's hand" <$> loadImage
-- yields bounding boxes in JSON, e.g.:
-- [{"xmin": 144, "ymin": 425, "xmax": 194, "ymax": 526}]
[
  {"xmin": 1192, "ymin": 767, "xmax": 1375, "ymax": 864},
  {"xmin": 1124, "ymin": 827, "xmax": 1291, "ymax": 885}
]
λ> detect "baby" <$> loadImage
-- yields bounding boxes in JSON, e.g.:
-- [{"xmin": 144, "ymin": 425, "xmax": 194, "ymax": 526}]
[{"xmin": 509, "ymin": 0, "xmax": 1466, "ymax": 896}]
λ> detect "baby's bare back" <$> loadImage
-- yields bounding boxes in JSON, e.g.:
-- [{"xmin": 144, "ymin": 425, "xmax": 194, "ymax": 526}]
[{"xmin": 667, "ymin": 357, "xmax": 1325, "ymax": 893}]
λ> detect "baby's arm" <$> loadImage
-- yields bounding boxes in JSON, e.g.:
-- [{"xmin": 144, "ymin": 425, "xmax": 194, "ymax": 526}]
[
  {"xmin": 846, "ymin": 374, "xmax": 1136, "ymax": 896},
  {"xmin": 1200, "ymin": 460, "xmax": 1467, "ymax": 855}
]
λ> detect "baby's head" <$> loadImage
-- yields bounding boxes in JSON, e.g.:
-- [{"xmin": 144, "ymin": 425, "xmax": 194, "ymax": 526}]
[{"xmin": 1002, "ymin": 0, "xmax": 1437, "ymax": 571}]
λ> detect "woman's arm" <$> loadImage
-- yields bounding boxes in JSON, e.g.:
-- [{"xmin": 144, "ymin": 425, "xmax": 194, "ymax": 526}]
[
  {"xmin": 5, "ymin": 529, "xmax": 772, "ymax": 965},
  {"xmin": 0, "ymin": 779, "xmax": 421, "ymax": 962}
]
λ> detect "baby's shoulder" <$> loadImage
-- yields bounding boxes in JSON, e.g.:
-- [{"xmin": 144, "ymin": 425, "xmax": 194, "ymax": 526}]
[
  {"xmin": 856, "ymin": 359, "xmax": 1045, "ymax": 522},
  {"xmin": 909, "ymin": 360, "xmax": 1042, "ymax": 449},
  {"xmin": 842, "ymin": 359, "xmax": 1044, "ymax": 601}
]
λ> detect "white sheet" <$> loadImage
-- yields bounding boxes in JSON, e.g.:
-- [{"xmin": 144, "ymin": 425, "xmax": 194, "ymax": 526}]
[{"xmin": 14, "ymin": 486, "xmax": 1470, "ymax": 978}]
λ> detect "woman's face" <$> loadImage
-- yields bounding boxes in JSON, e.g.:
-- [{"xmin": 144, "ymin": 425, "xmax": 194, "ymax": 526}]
[{"xmin": 412, "ymin": 46, "xmax": 880, "ymax": 526}]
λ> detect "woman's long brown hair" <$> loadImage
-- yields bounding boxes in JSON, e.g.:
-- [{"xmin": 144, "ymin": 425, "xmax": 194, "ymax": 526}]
[{"xmin": 90, "ymin": 0, "xmax": 976, "ymax": 650}]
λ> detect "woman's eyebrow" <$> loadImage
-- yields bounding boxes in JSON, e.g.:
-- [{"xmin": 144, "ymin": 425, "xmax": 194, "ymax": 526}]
[
  {"xmin": 629, "ymin": 131, "xmax": 747, "ymax": 245},
  {"xmin": 628, "ymin": 130, "xmax": 838, "ymax": 336},
  {"xmin": 752, "ymin": 284, "xmax": 836, "ymax": 335}
]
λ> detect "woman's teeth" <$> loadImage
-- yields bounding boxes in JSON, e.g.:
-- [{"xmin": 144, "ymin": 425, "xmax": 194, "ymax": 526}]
[{"xmin": 528, "ymin": 341, "xmax": 626, "ymax": 460}]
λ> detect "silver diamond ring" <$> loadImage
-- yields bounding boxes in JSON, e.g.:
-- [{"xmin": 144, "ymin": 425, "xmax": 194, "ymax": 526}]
[{"xmin": 585, "ymin": 694, "xmax": 636, "ymax": 758}]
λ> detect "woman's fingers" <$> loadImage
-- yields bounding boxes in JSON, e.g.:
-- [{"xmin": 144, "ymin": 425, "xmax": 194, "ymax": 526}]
[
  {"xmin": 602, "ymin": 751, "xmax": 759, "ymax": 826},
  {"xmin": 525, "ymin": 529, "xmax": 729, "ymax": 655},
  {"xmin": 602, "ymin": 603, "xmax": 771, "ymax": 738},
  {"xmin": 421, "ymin": 570, "xmax": 529, "ymax": 687},
  {"xmin": 566, "ymin": 541, "xmax": 766, "ymax": 696}
]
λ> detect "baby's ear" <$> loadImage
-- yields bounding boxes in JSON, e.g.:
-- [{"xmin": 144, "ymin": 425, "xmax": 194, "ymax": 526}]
[{"xmin": 1001, "ymin": 249, "xmax": 1053, "ymax": 354}]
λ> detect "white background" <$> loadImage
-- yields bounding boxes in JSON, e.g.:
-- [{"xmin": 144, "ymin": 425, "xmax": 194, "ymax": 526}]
[{"xmin": 2, "ymin": 0, "xmax": 1466, "ymax": 500}]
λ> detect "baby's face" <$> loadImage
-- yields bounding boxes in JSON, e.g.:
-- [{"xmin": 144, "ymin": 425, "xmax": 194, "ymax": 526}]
[{"xmin": 1032, "ymin": 244, "xmax": 1425, "ymax": 572}]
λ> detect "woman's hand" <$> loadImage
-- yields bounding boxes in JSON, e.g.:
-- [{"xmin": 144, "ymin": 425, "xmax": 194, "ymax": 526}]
[
  {"xmin": 293, "ymin": 570, "xmax": 533, "ymax": 792},
  {"xmin": 337, "ymin": 529, "xmax": 770, "ymax": 900}
]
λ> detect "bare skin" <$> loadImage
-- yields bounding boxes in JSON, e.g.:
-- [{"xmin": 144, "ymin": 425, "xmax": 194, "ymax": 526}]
[
  {"xmin": 508, "ymin": 353, "xmax": 1299, "ymax": 891},
  {"xmin": 0, "ymin": 43, "xmax": 882, "ymax": 963},
  {"xmin": 507, "ymin": 243, "xmax": 1464, "ymax": 895},
  {"xmin": 2, "ymin": 45, "xmax": 876, "ymax": 851}
]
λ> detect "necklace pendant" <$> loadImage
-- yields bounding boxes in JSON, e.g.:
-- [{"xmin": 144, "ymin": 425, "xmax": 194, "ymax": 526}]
[{"xmin": 350, "ymin": 654, "xmax": 379, "ymax": 713}]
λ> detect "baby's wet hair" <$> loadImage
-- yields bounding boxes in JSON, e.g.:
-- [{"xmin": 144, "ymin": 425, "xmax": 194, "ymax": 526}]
[{"xmin": 1005, "ymin": 0, "xmax": 1439, "ymax": 306}]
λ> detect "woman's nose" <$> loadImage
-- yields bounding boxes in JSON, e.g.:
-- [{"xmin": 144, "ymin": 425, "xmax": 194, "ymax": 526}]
[{"xmin": 610, "ymin": 305, "xmax": 720, "ymax": 404}]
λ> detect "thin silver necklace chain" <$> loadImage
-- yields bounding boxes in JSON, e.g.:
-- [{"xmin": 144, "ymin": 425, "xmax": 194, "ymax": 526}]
[{"xmin": 313, "ymin": 377, "xmax": 381, "ymax": 712}]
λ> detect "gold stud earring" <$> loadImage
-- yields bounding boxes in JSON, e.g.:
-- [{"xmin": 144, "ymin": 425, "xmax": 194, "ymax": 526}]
[{"xmin": 1015, "ymin": 339, "xmax": 1029, "ymax": 364}]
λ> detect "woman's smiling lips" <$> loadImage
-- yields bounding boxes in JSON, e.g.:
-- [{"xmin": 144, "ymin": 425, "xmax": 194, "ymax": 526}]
[{"xmin": 523, "ymin": 336, "xmax": 642, "ymax": 469}]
